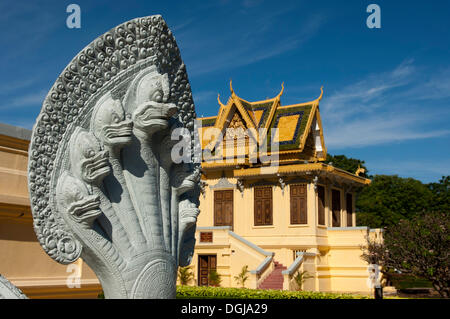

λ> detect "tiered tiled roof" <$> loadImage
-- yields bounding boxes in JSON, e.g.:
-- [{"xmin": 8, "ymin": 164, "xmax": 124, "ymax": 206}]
[{"xmin": 197, "ymin": 81, "xmax": 327, "ymax": 163}]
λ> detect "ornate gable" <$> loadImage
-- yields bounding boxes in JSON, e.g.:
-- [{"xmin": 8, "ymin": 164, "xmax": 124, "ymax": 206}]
[{"xmin": 197, "ymin": 83, "xmax": 327, "ymax": 164}]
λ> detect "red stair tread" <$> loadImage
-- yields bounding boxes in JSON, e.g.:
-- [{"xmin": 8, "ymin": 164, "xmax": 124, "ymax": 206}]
[{"xmin": 258, "ymin": 260, "xmax": 286, "ymax": 290}]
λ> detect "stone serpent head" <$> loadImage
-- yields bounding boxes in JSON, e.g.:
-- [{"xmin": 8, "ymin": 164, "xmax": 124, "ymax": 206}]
[
  {"xmin": 123, "ymin": 66, "xmax": 177, "ymax": 137},
  {"xmin": 69, "ymin": 128, "xmax": 110, "ymax": 185},
  {"xmin": 56, "ymin": 171, "xmax": 102, "ymax": 227},
  {"xmin": 91, "ymin": 92, "xmax": 133, "ymax": 148}
]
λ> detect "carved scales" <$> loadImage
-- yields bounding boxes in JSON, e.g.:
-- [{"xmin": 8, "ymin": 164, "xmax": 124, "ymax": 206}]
[{"xmin": 28, "ymin": 15, "xmax": 201, "ymax": 298}]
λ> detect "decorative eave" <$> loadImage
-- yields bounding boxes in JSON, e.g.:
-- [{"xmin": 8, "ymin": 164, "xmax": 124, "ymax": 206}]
[{"xmin": 232, "ymin": 163, "xmax": 371, "ymax": 185}]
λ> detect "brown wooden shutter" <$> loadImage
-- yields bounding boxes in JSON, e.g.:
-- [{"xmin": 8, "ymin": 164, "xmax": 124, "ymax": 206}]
[
  {"xmin": 346, "ymin": 193, "xmax": 353, "ymax": 227},
  {"xmin": 317, "ymin": 185, "xmax": 325, "ymax": 225},
  {"xmin": 254, "ymin": 186, "xmax": 272, "ymax": 226},
  {"xmin": 332, "ymin": 189, "xmax": 341, "ymax": 227},
  {"xmin": 214, "ymin": 190, "xmax": 233, "ymax": 228},
  {"xmin": 200, "ymin": 232, "xmax": 213, "ymax": 243},
  {"xmin": 290, "ymin": 184, "xmax": 307, "ymax": 224}
]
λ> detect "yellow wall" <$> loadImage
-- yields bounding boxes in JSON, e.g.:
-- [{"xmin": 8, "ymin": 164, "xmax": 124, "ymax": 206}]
[
  {"xmin": 0, "ymin": 124, "xmax": 376, "ymax": 296},
  {"xmin": 193, "ymin": 172, "xmax": 377, "ymax": 293},
  {"xmin": 0, "ymin": 130, "xmax": 102, "ymax": 298}
]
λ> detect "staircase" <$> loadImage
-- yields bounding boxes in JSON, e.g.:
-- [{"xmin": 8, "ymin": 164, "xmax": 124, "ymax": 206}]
[{"xmin": 258, "ymin": 261, "xmax": 286, "ymax": 290}]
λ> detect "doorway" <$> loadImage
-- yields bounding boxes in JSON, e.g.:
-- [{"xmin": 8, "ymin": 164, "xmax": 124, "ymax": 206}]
[{"xmin": 198, "ymin": 255, "xmax": 217, "ymax": 286}]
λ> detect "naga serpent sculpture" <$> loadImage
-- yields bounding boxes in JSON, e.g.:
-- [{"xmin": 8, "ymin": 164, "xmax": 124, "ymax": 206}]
[{"xmin": 28, "ymin": 15, "xmax": 201, "ymax": 298}]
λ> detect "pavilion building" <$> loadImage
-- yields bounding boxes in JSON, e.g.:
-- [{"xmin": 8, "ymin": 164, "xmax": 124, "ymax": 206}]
[{"xmin": 192, "ymin": 82, "xmax": 380, "ymax": 293}]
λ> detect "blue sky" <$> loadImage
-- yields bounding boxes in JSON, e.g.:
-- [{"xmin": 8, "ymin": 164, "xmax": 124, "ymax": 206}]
[{"xmin": 0, "ymin": 0, "xmax": 449, "ymax": 183}]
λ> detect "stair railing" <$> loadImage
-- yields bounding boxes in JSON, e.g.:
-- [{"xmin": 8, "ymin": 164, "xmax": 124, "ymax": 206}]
[
  {"xmin": 250, "ymin": 256, "xmax": 275, "ymax": 289},
  {"xmin": 282, "ymin": 252, "xmax": 316, "ymax": 291},
  {"xmin": 227, "ymin": 231, "xmax": 275, "ymax": 289}
]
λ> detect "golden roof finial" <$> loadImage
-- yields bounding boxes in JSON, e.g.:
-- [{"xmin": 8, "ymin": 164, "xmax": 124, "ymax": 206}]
[
  {"xmin": 230, "ymin": 79, "xmax": 235, "ymax": 96},
  {"xmin": 276, "ymin": 82, "xmax": 285, "ymax": 99},
  {"xmin": 317, "ymin": 86, "xmax": 324, "ymax": 101},
  {"xmin": 217, "ymin": 93, "xmax": 226, "ymax": 108},
  {"xmin": 355, "ymin": 164, "xmax": 365, "ymax": 176}
]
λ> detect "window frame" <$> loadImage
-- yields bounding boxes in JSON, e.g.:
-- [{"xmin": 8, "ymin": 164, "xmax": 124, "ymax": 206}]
[
  {"xmin": 253, "ymin": 186, "xmax": 273, "ymax": 226},
  {"xmin": 331, "ymin": 188, "xmax": 341, "ymax": 227},
  {"xmin": 317, "ymin": 184, "xmax": 326, "ymax": 226},
  {"xmin": 346, "ymin": 193, "xmax": 353, "ymax": 227},
  {"xmin": 289, "ymin": 183, "xmax": 308, "ymax": 225}
]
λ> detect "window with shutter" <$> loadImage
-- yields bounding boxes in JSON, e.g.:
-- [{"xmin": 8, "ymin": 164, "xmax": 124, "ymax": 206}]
[
  {"xmin": 346, "ymin": 193, "xmax": 353, "ymax": 227},
  {"xmin": 214, "ymin": 190, "xmax": 233, "ymax": 228},
  {"xmin": 254, "ymin": 186, "xmax": 272, "ymax": 226},
  {"xmin": 290, "ymin": 184, "xmax": 307, "ymax": 225},
  {"xmin": 317, "ymin": 185, "xmax": 325, "ymax": 225},
  {"xmin": 332, "ymin": 189, "xmax": 341, "ymax": 227}
]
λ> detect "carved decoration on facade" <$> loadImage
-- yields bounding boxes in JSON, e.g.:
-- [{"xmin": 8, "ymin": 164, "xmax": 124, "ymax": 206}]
[
  {"xmin": 236, "ymin": 178, "xmax": 245, "ymax": 197},
  {"xmin": 199, "ymin": 180, "xmax": 208, "ymax": 198},
  {"xmin": 209, "ymin": 176, "xmax": 236, "ymax": 190},
  {"xmin": 313, "ymin": 175, "xmax": 319, "ymax": 192},
  {"xmin": 277, "ymin": 174, "xmax": 286, "ymax": 196}
]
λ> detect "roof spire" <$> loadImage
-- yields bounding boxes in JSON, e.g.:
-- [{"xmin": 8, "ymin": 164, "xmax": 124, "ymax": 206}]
[
  {"xmin": 317, "ymin": 86, "xmax": 324, "ymax": 101},
  {"xmin": 230, "ymin": 79, "xmax": 235, "ymax": 96},
  {"xmin": 276, "ymin": 82, "xmax": 285, "ymax": 99},
  {"xmin": 217, "ymin": 93, "xmax": 226, "ymax": 108},
  {"xmin": 355, "ymin": 164, "xmax": 365, "ymax": 176}
]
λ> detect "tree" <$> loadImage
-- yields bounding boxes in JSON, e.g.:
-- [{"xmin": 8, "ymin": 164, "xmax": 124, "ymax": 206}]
[
  {"xmin": 178, "ymin": 266, "xmax": 195, "ymax": 286},
  {"xmin": 234, "ymin": 265, "xmax": 249, "ymax": 288},
  {"xmin": 427, "ymin": 176, "xmax": 450, "ymax": 214},
  {"xmin": 361, "ymin": 211, "xmax": 450, "ymax": 298},
  {"xmin": 326, "ymin": 154, "xmax": 369, "ymax": 178},
  {"xmin": 356, "ymin": 175, "xmax": 433, "ymax": 228}
]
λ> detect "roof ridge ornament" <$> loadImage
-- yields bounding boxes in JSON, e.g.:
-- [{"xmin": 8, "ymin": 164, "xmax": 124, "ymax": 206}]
[
  {"xmin": 217, "ymin": 93, "xmax": 226, "ymax": 108},
  {"xmin": 317, "ymin": 86, "xmax": 324, "ymax": 102},
  {"xmin": 355, "ymin": 164, "xmax": 366, "ymax": 176},
  {"xmin": 276, "ymin": 82, "xmax": 285, "ymax": 99},
  {"xmin": 230, "ymin": 78, "xmax": 236, "ymax": 96}
]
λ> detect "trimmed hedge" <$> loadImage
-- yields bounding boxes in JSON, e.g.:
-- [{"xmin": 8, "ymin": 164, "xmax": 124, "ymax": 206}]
[{"xmin": 176, "ymin": 286, "xmax": 370, "ymax": 299}]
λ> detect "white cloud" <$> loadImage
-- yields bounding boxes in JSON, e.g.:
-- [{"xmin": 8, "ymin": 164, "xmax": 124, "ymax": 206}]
[
  {"xmin": 0, "ymin": 78, "xmax": 37, "ymax": 96},
  {"xmin": 325, "ymin": 113, "xmax": 450, "ymax": 148},
  {"xmin": 0, "ymin": 90, "xmax": 46, "ymax": 110},
  {"xmin": 183, "ymin": 11, "xmax": 325, "ymax": 77},
  {"xmin": 321, "ymin": 59, "xmax": 450, "ymax": 149}
]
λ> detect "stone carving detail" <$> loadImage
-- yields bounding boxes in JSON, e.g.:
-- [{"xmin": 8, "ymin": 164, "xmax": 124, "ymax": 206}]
[
  {"xmin": 313, "ymin": 175, "xmax": 319, "ymax": 191},
  {"xmin": 0, "ymin": 275, "xmax": 27, "ymax": 299},
  {"xmin": 277, "ymin": 174, "xmax": 286, "ymax": 196},
  {"xmin": 28, "ymin": 15, "xmax": 200, "ymax": 298},
  {"xmin": 236, "ymin": 179, "xmax": 245, "ymax": 197},
  {"xmin": 209, "ymin": 176, "xmax": 235, "ymax": 190}
]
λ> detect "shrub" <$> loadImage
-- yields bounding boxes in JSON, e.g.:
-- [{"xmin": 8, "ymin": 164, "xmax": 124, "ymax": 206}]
[
  {"xmin": 176, "ymin": 286, "xmax": 369, "ymax": 299},
  {"xmin": 234, "ymin": 265, "xmax": 249, "ymax": 288},
  {"xmin": 293, "ymin": 270, "xmax": 313, "ymax": 291},
  {"xmin": 208, "ymin": 270, "xmax": 222, "ymax": 287},
  {"xmin": 178, "ymin": 266, "xmax": 195, "ymax": 286}
]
